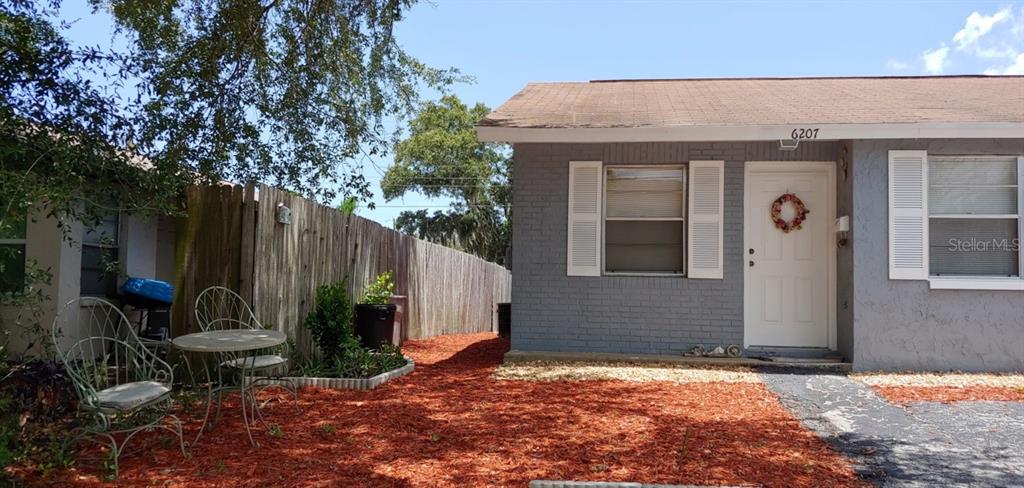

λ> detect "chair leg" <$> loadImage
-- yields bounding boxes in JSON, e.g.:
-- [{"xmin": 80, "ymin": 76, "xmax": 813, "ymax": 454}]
[{"xmin": 158, "ymin": 414, "xmax": 188, "ymax": 458}]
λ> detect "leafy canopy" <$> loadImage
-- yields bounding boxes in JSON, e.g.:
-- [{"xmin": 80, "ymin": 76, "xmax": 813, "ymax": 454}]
[
  {"xmin": 107, "ymin": 0, "xmax": 462, "ymax": 203},
  {"xmin": 1, "ymin": 0, "xmax": 460, "ymax": 232},
  {"xmin": 381, "ymin": 95, "xmax": 511, "ymax": 265}
]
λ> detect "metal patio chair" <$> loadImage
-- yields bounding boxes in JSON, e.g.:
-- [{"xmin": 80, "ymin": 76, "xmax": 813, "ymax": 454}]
[
  {"xmin": 51, "ymin": 297, "xmax": 185, "ymax": 478},
  {"xmin": 193, "ymin": 286, "xmax": 297, "ymax": 401}
]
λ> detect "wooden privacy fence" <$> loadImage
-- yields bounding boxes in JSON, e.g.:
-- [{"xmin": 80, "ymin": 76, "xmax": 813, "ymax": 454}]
[{"xmin": 172, "ymin": 184, "xmax": 511, "ymax": 359}]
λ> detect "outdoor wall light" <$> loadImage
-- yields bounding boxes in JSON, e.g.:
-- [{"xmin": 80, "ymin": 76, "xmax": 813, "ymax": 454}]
[
  {"xmin": 276, "ymin": 203, "xmax": 292, "ymax": 225},
  {"xmin": 835, "ymin": 215, "xmax": 850, "ymax": 248}
]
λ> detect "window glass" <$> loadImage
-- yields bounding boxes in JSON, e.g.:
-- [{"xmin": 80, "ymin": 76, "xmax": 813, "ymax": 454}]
[
  {"xmin": 606, "ymin": 168, "xmax": 685, "ymax": 219},
  {"xmin": 0, "ymin": 204, "xmax": 27, "ymax": 293},
  {"xmin": 604, "ymin": 167, "xmax": 686, "ymax": 275},
  {"xmin": 606, "ymin": 221, "xmax": 685, "ymax": 273},
  {"xmin": 0, "ymin": 245, "xmax": 26, "ymax": 293},
  {"xmin": 928, "ymin": 156, "xmax": 1019, "ymax": 277},
  {"xmin": 81, "ymin": 213, "xmax": 120, "ymax": 296}
]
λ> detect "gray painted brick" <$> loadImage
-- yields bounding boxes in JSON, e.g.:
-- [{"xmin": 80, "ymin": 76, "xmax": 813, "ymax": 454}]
[{"xmin": 510, "ymin": 141, "xmax": 838, "ymax": 355}]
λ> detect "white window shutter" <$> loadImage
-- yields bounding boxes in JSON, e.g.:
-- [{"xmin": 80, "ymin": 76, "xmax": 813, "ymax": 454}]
[
  {"xmin": 688, "ymin": 160, "xmax": 724, "ymax": 279},
  {"xmin": 888, "ymin": 150, "xmax": 929, "ymax": 280},
  {"xmin": 567, "ymin": 161, "xmax": 602, "ymax": 276}
]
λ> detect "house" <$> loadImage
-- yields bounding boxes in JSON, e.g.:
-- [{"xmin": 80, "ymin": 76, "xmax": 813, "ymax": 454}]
[
  {"xmin": 477, "ymin": 75, "xmax": 1024, "ymax": 372},
  {"xmin": 0, "ymin": 207, "xmax": 177, "ymax": 356}
]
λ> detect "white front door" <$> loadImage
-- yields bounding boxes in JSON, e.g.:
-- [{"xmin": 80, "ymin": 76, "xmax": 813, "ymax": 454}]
[{"xmin": 744, "ymin": 162, "xmax": 834, "ymax": 348}]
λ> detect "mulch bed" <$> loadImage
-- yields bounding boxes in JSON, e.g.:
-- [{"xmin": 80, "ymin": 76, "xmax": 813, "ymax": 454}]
[
  {"xmin": 873, "ymin": 385, "xmax": 1024, "ymax": 405},
  {"xmin": 20, "ymin": 333, "xmax": 862, "ymax": 487}
]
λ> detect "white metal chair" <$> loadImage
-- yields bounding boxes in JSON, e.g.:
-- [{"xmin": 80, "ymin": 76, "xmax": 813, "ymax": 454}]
[
  {"xmin": 51, "ymin": 297, "xmax": 185, "ymax": 478},
  {"xmin": 193, "ymin": 286, "xmax": 297, "ymax": 399}
]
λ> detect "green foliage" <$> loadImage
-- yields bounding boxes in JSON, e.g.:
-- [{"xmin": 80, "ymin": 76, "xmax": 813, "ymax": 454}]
[
  {"xmin": 300, "ymin": 278, "xmax": 405, "ymax": 378},
  {"xmin": 305, "ymin": 278, "xmax": 355, "ymax": 363},
  {"xmin": 337, "ymin": 196, "xmax": 359, "ymax": 216},
  {"xmin": 107, "ymin": 0, "xmax": 464, "ymax": 203},
  {"xmin": 3, "ymin": 0, "xmax": 462, "ymax": 252},
  {"xmin": 294, "ymin": 339, "xmax": 405, "ymax": 379},
  {"xmin": 267, "ymin": 424, "xmax": 284, "ymax": 438},
  {"xmin": 1, "ymin": 2, "xmax": 187, "ymax": 237},
  {"xmin": 360, "ymin": 271, "xmax": 394, "ymax": 305},
  {"xmin": 382, "ymin": 95, "xmax": 511, "ymax": 266}
]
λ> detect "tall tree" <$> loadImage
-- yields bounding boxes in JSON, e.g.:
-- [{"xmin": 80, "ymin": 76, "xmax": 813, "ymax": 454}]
[
  {"xmin": 0, "ymin": 0, "xmax": 455, "ymax": 347},
  {"xmin": 1, "ymin": 0, "xmax": 459, "ymax": 226},
  {"xmin": 382, "ymin": 95, "xmax": 511, "ymax": 266},
  {"xmin": 109, "ymin": 0, "xmax": 461, "ymax": 203}
]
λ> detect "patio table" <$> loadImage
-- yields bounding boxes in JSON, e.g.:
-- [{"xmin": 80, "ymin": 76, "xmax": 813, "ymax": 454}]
[{"xmin": 173, "ymin": 329, "xmax": 286, "ymax": 448}]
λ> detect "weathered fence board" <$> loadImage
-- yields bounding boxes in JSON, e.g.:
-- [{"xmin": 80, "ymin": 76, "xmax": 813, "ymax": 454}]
[
  {"xmin": 175, "ymin": 184, "xmax": 511, "ymax": 359},
  {"xmin": 171, "ymin": 185, "xmax": 245, "ymax": 338}
]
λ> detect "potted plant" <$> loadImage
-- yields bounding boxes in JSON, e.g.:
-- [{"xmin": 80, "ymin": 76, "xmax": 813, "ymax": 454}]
[{"xmin": 354, "ymin": 271, "xmax": 397, "ymax": 349}]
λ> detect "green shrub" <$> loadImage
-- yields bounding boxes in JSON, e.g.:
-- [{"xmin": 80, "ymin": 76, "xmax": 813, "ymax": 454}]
[
  {"xmin": 305, "ymin": 278, "xmax": 355, "ymax": 363},
  {"xmin": 360, "ymin": 271, "xmax": 394, "ymax": 305},
  {"xmin": 301, "ymin": 276, "xmax": 406, "ymax": 379}
]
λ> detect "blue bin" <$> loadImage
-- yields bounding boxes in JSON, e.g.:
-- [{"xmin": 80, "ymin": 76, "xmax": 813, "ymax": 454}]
[{"xmin": 121, "ymin": 277, "xmax": 174, "ymax": 307}]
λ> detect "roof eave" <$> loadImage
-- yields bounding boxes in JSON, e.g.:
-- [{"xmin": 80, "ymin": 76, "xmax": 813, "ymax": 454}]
[{"xmin": 476, "ymin": 122, "xmax": 1024, "ymax": 144}]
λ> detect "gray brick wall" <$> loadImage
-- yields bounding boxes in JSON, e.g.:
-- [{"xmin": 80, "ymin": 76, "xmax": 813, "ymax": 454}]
[{"xmin": 511, "ymin": 141, "xmax": 838, "ymax": 355}]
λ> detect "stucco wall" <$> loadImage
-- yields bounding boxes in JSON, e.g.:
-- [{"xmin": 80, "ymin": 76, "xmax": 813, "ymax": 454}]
[
  {"xmin": 851, "ymin": 138, "xmax": 1024, "ymax": 372},
  {"xmin": 511, "ymin": 141, "xmax": 840, "ymax": 355},
  {"xmin": 2, "ymin": 212, "xmax": 174, "ymax": 359}
]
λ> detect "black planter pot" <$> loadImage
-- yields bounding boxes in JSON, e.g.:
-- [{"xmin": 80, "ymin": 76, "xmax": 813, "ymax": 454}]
[{"xmin": 354, "ymin": 303, "xmax": 397, "ymax": 349}]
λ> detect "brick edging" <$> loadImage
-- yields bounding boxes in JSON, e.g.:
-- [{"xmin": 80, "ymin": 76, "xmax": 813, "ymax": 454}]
[{"xmin": 255, "ymin": 356, "xmax": 415, "ymax": 390}]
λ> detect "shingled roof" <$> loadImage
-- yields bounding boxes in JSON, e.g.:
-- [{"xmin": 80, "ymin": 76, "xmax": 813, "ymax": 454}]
[{"xmin": 479, "ymin": 76, "xmax": 1024, "ymax": 129}]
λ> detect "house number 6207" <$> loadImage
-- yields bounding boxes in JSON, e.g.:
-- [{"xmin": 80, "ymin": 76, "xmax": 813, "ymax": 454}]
[{"xmin": 790, "ymin": 128, "xmax": 819, "ymax": 140}]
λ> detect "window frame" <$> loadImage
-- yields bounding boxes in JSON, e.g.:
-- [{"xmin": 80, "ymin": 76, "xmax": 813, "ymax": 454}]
[
  {"xmin": 601, "ymin": 164, "xmax": 688, "ymax": 277},
  {"xmin": 80, "ymin": 213, "xmax": 122, "ymax": 297},
  {"xmin": 0, "ymin": 203, "xmax": 28, "ymax": 293},
  {"xmin": 926, "ymin": 154, "xmax": 1024, "ymax": 285}
]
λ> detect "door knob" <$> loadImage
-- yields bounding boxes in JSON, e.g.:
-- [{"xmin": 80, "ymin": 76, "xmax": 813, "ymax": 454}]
[
  {"xmin": 749, "ymin": 260, "xmax": 755, "ymax": 267},
  {"xmin": 748, "ymin": 248, "xmax": 755, "ymax": 255}
]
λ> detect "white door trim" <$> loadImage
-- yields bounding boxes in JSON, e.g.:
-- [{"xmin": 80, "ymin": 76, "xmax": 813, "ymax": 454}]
[{"xmin": 743, "ymin": 161, "xmax": 837, "ymax": 350}]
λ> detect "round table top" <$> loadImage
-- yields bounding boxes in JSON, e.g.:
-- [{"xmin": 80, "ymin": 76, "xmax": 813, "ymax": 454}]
[{"xmin": 172, "ymin": 329, "xmax": 286, "ymax": 353}]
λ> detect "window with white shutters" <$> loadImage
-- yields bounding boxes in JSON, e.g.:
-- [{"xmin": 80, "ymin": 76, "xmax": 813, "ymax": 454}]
[
  {"xmin": 928, "ymin": 155, "xmax": 1021, "ymax": 277},
  {"xmin": 604, "ymin": 166, "xmax": 686, "ymax": 275}
]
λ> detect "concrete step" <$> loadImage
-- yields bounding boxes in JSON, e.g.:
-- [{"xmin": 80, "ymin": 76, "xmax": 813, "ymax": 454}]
[{"xmin": 504, "ymin": 350, "xmax": 852, "ymax": 372}]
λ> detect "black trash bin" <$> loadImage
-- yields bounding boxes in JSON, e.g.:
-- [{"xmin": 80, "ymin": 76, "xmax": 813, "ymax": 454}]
[
  {"xmin": 497, "ymin": 302, "xmax": 511, "ymax": 338},
  {"xmin": 354, "ymin": 304, "xmax": 397, "ymax": 349}
]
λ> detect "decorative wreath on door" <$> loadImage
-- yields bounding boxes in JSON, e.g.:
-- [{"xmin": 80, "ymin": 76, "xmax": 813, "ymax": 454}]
[{"xmin": 770, "ymin": 193, "xmax": 809, "ymax": 233}]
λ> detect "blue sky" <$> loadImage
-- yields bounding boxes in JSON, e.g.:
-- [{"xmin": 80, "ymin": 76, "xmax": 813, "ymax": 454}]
[{"xmin": 60, "ymin": 1, "xmax": 1023, "ymax": 226}]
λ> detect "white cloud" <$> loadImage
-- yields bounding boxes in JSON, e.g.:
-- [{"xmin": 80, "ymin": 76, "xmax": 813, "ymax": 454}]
[
  {"xmin": 922, "ymin": 45, "xmax": 950, "ymax": 74},
  {"xmin": 975, "ymin": 45, "xmax": 1018, "ymax": 58},
  {"xmin": 953, "ymin": 8, "xmax": 1012, "ymax": 50},
  {"xmin": 986, "ymin": 53, "xmax": 1024, "ymax": 75},
  {"xmin": 886, "ymin": 59, "xmax": 910, "ymax": 71}
]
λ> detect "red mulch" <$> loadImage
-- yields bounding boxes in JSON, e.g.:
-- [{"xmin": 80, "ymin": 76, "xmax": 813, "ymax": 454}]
[
  {"xmin": 874, "ymin": 385, "xmax": 1024, "ymax": 405},
  {"xmin": 20, "ymin": 333, "xmax": 863, "ymax": 487}
]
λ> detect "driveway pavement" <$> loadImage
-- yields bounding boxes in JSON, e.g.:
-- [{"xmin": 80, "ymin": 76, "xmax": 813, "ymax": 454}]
[{"xmin": 760, "ymin": 368, "xmax": 1024, "ymax": 487}]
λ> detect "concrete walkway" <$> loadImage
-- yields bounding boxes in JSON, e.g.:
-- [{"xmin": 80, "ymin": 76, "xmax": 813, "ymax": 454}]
[{"xmin": 760, "ymin": 368, "xmax": 1024, "ymax": 487}]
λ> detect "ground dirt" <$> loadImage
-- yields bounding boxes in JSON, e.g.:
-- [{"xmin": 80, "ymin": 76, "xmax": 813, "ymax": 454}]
[{"xmin": 17, "ymin": 333, "xmax": 862, "ymax": 487}]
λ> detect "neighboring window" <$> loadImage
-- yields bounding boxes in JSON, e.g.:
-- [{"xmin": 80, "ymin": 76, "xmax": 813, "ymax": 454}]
[
  {"xmin": 928, "ymin": 156, "xmax": 1020, "ymax": 277},
  {"xmin": 0, "ymin": 205, "xmax": 27, "ymax": 293},
  {"xmin": 81, "ymin": 213, "xmax": 120, "ymax": 296},
  {"xmin": 604, "ymin": 166, "xmax": 686, "ymax": 275}
]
